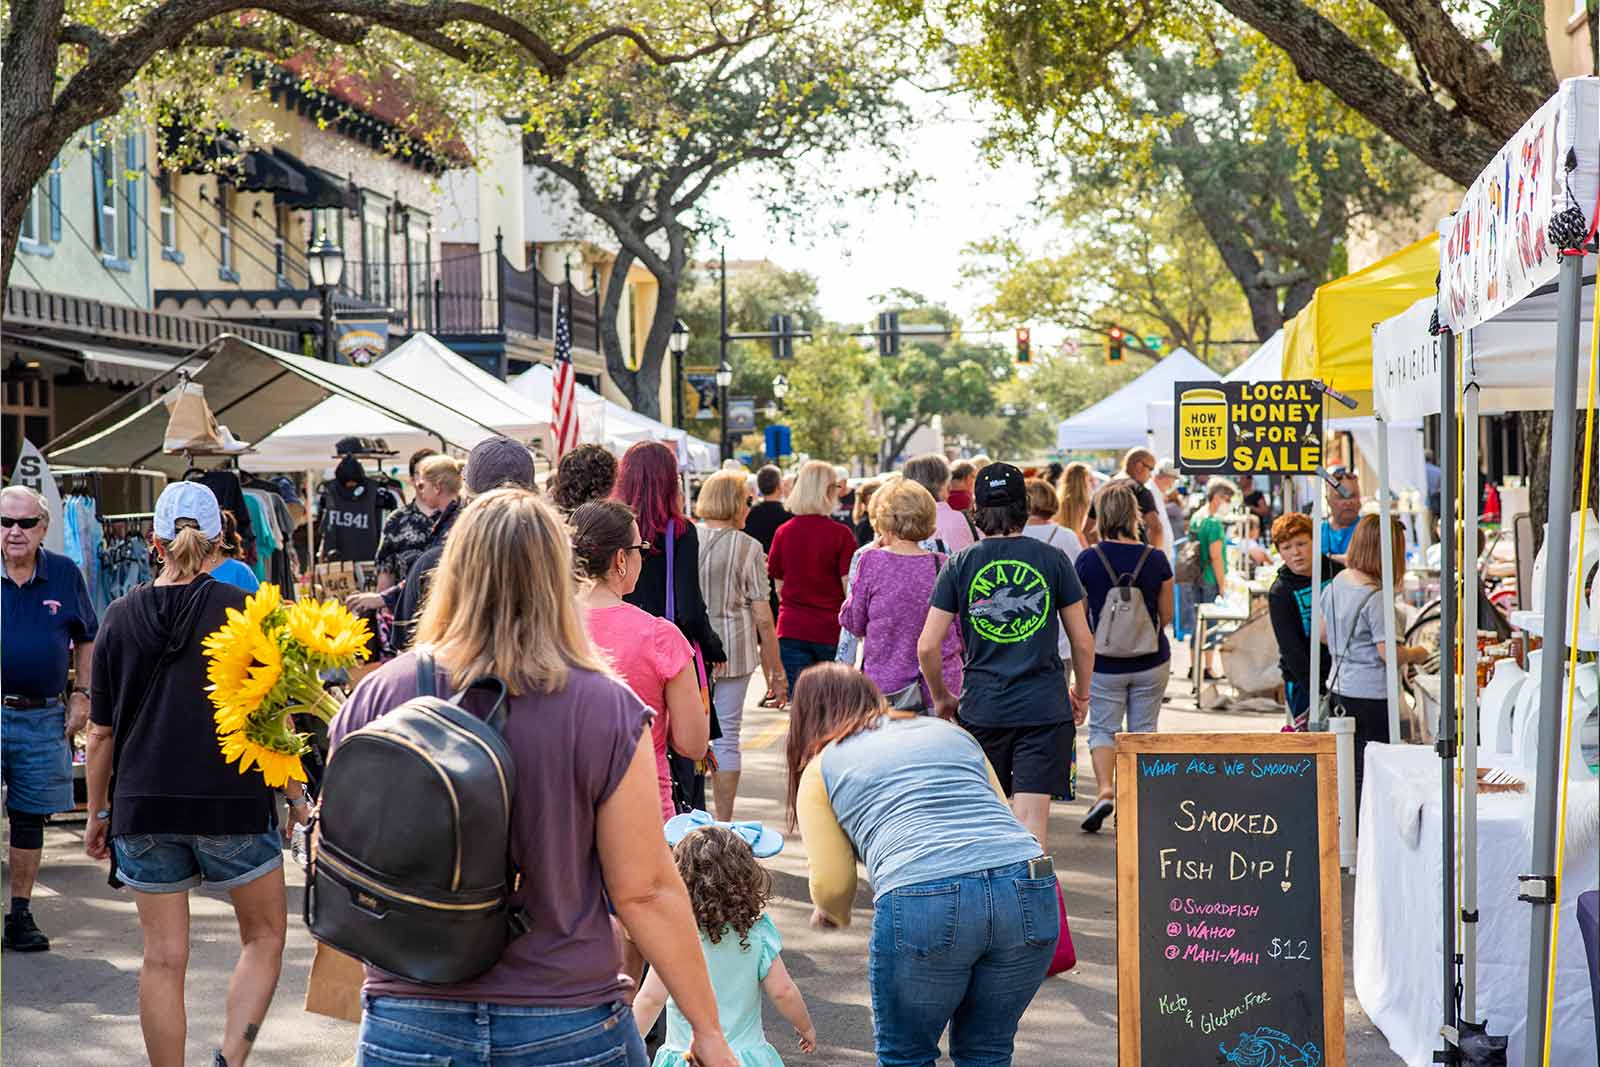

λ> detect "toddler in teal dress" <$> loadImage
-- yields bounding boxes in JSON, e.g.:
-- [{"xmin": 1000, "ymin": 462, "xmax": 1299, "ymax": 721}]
[{"xmin": 634, "ymin": 812, "xmax": 817, "ymax": 1065}]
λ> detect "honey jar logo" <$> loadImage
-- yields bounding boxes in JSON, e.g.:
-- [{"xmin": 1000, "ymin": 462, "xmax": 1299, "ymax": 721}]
[{"xmin": 1178, "ymin": 387, "xmax": 1229, "ymax": 469}]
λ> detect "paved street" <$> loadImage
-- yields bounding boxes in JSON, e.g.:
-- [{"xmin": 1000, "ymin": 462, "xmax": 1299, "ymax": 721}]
[{"xmin": 3, "ymin": 667, "xmax": 1401, "ymax": 1066}]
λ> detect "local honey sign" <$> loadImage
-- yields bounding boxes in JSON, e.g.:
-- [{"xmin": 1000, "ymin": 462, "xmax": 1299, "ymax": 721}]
[{"xmin": 1173, "ymin": 380, "xmax": 1324, "ymax": 476}]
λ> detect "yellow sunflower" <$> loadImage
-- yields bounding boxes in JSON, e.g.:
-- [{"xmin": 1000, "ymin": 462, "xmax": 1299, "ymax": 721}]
[
  {"xmin": 219, "ymin": 731, "xmax": 306, "ymax": 787},
  {"xmin": 286, "ymin": 597, "xmax": 373, "ymax": 662}
]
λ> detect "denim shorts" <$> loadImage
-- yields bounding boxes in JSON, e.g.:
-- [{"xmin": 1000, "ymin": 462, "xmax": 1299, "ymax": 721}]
[
  {"xmin": 113, "ymin": 831, "xmax": 283, "ymax": 894},
  {"xmin": 1, "ymin": 703, "xmax": 74, "ymax": 815},
  {"xmin": 358, "ymin": 996, "xmax": 648, "ymax": 1066}
]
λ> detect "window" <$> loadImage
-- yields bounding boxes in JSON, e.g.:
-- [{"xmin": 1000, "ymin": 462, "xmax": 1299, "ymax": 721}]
[
  {"xmin": 95, "ymin": 139, "xmax": 119, "ymax": 259},
  {"xmin": 361, "ymin": 194, "xmax": 390, "ymax": 303},
  {"xmin": 274, "ymin": 204, "xmax": 287, "ymax": 285},
  {"xmin": 217, "ymin": 184, "xmax": 236, "ymax": 280},
  {"xmin": 158, "ymin": 175, "xmax": 179, "ymax": 259},
  {"xmin": 19, "ymin": 186, "xmax": 39, "ymax": 244}
]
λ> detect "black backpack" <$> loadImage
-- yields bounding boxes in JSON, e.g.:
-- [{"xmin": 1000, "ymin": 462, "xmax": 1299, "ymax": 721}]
[{"xmin": 305, "ymin": 651, "xmax": 529, "ymax": 984}]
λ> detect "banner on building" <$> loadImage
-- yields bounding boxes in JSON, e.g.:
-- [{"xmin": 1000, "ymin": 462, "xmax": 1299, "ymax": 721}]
[
  {"xmin": 335, "ymin": 318, "xmax": 390, "ymax": 366},
  {"xmin": 1173, "ymin": 380, "xmax": 1323, "ymax": 475},
  {"xmin": 685, "ymin": 373, "xmax": 718, "ymax": 419},
  {"xmin": 726, "ymin": 396, "xmax": 757, "ymax": 434}
]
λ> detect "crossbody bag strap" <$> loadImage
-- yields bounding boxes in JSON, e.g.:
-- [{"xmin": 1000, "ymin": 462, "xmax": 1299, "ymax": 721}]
[
  {"xmin": 664, "ymin": 518, "xmax": 677, "ymax": 624},
  {"xmin": 1325, "ymin": 585, "xmax": 1381, "ymax": 699}
]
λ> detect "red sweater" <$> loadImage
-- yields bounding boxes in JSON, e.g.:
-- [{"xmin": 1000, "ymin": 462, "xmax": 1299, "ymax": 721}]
[{"xmin": 768, "ymin": 514, "xmax": 858, "ymax": 644}]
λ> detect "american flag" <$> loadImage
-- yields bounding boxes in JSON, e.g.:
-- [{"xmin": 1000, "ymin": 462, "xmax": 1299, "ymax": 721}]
[{"xmin": 552, "ymin": 281, "xmax": 579, "ymax": 458}]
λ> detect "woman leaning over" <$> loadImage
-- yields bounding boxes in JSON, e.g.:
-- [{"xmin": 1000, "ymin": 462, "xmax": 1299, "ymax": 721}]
[
  {"xmin": 693, "ymin": 471, "xmax": 785, "ymax": 820},
  {"xmin": 328, "ymin": 489, "xmax": 735, "ymax": 1067},
  {"xmin": 767, "ymin": 460, "xmax": 859, "ymax": 690},
  {"xmin": 789, "ymin": 663, "xmax": 1057, "ymax": 1066},
  {"xmin": 86, "ymin": 482, "xmax": 303, "ymax": 1067},
  {"xmin": 837, "ymin": 478, "xmax": 962, "ymax": 708},
  {"xmin": 1073, "ymin": 482, "xmax": 1174, "ymax": 835}
]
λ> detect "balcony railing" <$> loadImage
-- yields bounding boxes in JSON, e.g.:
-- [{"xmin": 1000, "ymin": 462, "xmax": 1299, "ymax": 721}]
[{"xmin": 333, "ymin": 249, "xmax": 601, "ymax": 352}]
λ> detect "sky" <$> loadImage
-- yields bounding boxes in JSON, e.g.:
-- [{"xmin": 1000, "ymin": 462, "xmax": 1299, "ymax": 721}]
[{"xmin": 705, "ymin": 88, "xmax": 1052, "ymax": 330}]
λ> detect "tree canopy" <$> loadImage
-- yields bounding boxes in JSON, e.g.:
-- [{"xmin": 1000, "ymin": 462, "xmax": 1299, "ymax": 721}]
[
  {"xmin": 521, "ymin": 11, "xmax": 911, "ymax": 417},
  {"xmin": 1, "ymin": 0, "xmax": 783, "ymax": 278}
]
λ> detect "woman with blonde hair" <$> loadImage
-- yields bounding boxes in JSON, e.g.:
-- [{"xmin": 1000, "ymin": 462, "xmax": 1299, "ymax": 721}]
[
  {"xmin": 767, "ymin": 460, "xmax": 858, "ymax": 690},
  {"xmin": 1022, "ymin": 478, "xmax": 1083, "ymax": 560},
  {"xmin": 851, "ymin": 478, "xmax": 883, "ymax": 547},
  {"xmin": 694, "ymin": 471, "xmax": 784, "ymax": 819},
  {"xmin": 86, "ymin": 482, "xmax": 303, "ymax": 1067},
  {"xmin": 1053, "ymin": 462, "xmax": 1094, "ymax": 542},
  {"xmin": 330, "ymin": 488, "xmax": 735, "ymax": 1067}
]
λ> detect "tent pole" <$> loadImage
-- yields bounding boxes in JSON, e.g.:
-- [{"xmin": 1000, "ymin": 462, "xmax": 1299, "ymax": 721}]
[
  {"xmin": 1521, "ymin": 249, "xmax": 1584, "ymax": 1067},
  {"xmin": 1377, "ymin": 414, "xmax": 1402, "ymax": 746},
  {"xmin": 1460, "ymin": 373, "xmax": 1481, "ymax": 1026},
  {"xmin": 1438, "ymin": 327, "xmax": 1460, "ymax": 1059},
  {"xmin": 1310, "ymin": 484, "xmax": 1324, "ymax": 727}
]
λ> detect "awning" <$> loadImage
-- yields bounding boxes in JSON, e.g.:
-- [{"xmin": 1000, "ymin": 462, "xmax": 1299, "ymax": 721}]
[
  {"xmin": 271, "ymin": 149, "xmax": 359, "ymax": 212},
  {"xmin": 236, "ymin": 149, "xmax": 307, "ymax": 197},
  {"xmin": 1281, "ymin": 234, "xmax": 1439, "ymax": 415},
  {"xmin": 47, "ymin": 335, "xmax": 506, "ymax": 476},
  {"xmin": 80, "ymin": 346, "xmax": 188, "ymax": 387}
]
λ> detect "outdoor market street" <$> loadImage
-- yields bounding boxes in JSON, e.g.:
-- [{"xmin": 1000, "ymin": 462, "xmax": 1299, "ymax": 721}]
[{"xmin": 1, "ymin": 654, "xmax": 1401, "ymax": 1067}]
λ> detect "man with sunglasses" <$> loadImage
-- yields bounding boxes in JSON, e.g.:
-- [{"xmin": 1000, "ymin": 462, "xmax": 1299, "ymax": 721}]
[{"xmin": 1, "ymin": 485, "xmax": 97, "ymax": 952}]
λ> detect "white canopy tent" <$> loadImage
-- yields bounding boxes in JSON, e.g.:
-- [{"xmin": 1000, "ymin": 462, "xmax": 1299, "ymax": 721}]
[
  {"xmin": 1057, "ymin": 348, "xmax": 1218, "ymax": 453},
  {"xmin": 509, "ymin": 366, "xmax": 719, "ymax": 472},
  {"xmin": 1222, "ymin": 330, "xmax": 1285, "ymax": 383},
  {"xmin": 1360, "ymin": 75, "xmax": 1600, "ymax": 1067},
  {"xmin": 248, "ymin": 333, "xmax": 553, "ymax": 472}
]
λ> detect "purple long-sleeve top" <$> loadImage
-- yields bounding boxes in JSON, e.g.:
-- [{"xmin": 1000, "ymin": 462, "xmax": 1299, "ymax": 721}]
[{"xmin": 838, "ymin": 548, "xmax": 963, "ymax": 702}]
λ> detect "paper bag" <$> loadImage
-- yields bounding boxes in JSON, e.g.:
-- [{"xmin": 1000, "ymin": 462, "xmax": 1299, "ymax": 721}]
[
  {"xmin": 161, "ymin": 382, "xmax": 225, "ymax": 453},
  {"xmin": 304, "ymin": 941, "xmax": 365, "ymax": 1023}
]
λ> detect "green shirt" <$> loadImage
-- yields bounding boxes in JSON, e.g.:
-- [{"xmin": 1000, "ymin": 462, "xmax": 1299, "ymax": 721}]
[{"xmin": 1189, "ymin": 513, "xmax": 1227, "ymax": 585}]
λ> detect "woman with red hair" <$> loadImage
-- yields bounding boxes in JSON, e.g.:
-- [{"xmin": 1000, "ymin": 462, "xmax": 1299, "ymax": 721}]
[{"xmin": 612, "ymin": 442, "xmax": 726, "ymax": 809}]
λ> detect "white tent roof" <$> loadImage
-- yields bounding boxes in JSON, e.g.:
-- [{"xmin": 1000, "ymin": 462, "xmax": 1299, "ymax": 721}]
[
  {"xmin": 1223, "ymin": 331, "xmax": 1284, "ymax": 383},
  {"xmin": 1374, "ymin": 286, "xmax": 1599, "ymax": 419},
  {"xmin": 1057, "ymin": 348, "xmax": 1220, "ymax": 452},
  {"xmin": 509, "ymin": 366, "xmax": 719, "ymax": 471},
  {"xmin": 248, "ymin": 333, "xmax": 549, "ymax": 472},
  {"xmin": 48, "ymin": 336, "xmax": 501, "ymax": 476}
]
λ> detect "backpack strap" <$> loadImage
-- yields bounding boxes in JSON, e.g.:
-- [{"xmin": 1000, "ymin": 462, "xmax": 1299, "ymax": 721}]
[
  {"xmin": 1128, "ymin": 546, "xmax": 1154, "ymax": 585},
  {"xmin": 416, "ymin": 648, "xmax": 437, "ymax": 698},
  {"xmin": 1094, "ymin": 545, "xmax": 1121, "ymax": 586}
]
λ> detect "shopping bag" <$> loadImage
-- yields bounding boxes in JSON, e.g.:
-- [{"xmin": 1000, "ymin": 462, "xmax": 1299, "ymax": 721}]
[
  {"xmin": 304, "ymin": 941, "xmax": 365, "ymax": 1023},
  {"xmin": 160, "ymin": 382, "xmax": 225, "ymax": 453},
  {"xmin": 1047, "ymin": 881, "xmax": 1076, "ymax": 975}
]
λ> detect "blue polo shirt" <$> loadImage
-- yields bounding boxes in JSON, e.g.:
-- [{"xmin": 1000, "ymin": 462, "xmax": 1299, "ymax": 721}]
[
  {"xmin": 1321, "ymin": 519, "xmax": 1357, "ymax": 557},
  {"xmin": 3, "ymin": 548, "xmax": 99, "ymax": 698}
]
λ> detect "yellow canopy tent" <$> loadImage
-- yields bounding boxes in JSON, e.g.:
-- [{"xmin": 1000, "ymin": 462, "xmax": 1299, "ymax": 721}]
[{"xmin": 1281, "ymin": 233, "xmax": 1438, "ymax": 416}]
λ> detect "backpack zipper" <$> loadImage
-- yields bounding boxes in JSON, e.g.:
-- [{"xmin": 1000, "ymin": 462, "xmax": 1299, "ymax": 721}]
[{"xmin": 316, "ymin": 849, "xmax": 499, "ymax": 912}]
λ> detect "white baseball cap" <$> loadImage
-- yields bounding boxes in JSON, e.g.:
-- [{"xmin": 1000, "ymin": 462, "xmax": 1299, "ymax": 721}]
[{"xmin": 154, "ymin": 481, "xmax": 222, "ymax": 540}]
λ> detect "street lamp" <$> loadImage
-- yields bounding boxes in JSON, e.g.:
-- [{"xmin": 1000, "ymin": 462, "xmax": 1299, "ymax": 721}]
[
  {"xmin": 670, "ymin": 318, "xmax": 690, "ymax": 427},
  {"xmin": 716, "ymin": 359, "xmax": 734, "ymax": 462},
  {"xmin": 307, "ymin": 231, "xmax": 345, "ymax": 362}
]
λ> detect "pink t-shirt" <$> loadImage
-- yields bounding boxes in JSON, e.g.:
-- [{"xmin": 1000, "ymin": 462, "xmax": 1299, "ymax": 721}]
[{"xmin": 585, "ymin": 602, "xmax": 693, "ymax": 821}]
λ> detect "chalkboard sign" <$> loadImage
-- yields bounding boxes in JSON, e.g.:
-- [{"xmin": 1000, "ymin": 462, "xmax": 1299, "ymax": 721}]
[{"xmin": 1116, "ymin": 733, "xmax": 1344, "ymax": 1066}]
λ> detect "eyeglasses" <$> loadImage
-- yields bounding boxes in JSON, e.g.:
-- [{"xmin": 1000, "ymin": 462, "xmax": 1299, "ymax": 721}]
[
  {"xmin": 0, "ymin": 516, "xmax": 41, "ymax": 530},
  {"xmin": 629, "ymin": 541, "xmax": 652, "ymax": 554}
]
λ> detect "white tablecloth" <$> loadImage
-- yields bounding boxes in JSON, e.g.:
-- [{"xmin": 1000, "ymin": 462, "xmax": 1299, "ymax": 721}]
[{"xmin": 1353, "ymin": 744, "xmax": 1597, "ymax": 1065}]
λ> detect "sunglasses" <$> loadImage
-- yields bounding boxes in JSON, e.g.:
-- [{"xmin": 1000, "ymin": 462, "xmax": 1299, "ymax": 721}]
[
  {"xmin": 0, "ymin": 516, "xmax": 41, "ymax": 530},
  {"xmin": 629, "ymin": 541, "xmax": 652, "ymax": 553}
]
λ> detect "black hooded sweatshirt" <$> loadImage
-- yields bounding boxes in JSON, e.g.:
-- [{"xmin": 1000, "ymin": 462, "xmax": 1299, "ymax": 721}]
[{"xmin": 90, "ymin": 574, "xmax": 276, "ymax": 837}]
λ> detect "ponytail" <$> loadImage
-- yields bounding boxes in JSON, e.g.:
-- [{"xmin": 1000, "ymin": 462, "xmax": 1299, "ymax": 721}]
[{"xmin": 158, "ymin": 523, "xmax": 216, "ymax": 578}]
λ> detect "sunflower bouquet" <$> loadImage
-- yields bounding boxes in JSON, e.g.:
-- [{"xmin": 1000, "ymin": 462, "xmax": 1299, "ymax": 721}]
[{"xmin": 203, "ymin": 584, "xmax": 372, "ymax": 787}]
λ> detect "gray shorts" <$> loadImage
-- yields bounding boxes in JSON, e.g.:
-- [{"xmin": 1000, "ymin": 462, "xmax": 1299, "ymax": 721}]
[{"xmin": 1087, "ymin": 663, "xmax": 1171, "ymax": 750}]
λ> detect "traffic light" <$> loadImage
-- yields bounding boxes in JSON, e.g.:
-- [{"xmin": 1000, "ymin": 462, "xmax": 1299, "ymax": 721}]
[
  {"xmin": 769, "ymin": 313, "xmax": 796, "ymax": 360},
  {"xmin": 876, "ymin": 311, "xmax": 901, "ymax": 357},
  {"xmin": 1107, "ymin": 326, "xmax": 1125, "ymax": 364},
  {"xmin": 1144, "ymin": 333, "xmax": 1165, "ymax": 354},
  {"xmin": 1015, "ymin": 326, "xmax": 1031, "ymax": 364}
]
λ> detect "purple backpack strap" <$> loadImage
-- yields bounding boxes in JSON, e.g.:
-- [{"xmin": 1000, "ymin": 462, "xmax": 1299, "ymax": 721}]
[{"xmin": 664, "ymin": 518, "xmax": 677, "ymax": 622}]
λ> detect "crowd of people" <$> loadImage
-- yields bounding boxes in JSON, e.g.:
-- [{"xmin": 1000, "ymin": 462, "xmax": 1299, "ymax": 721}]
[{"xmin": 4, "ymin": 434, "xmax": 1410, "ymax": 1067}]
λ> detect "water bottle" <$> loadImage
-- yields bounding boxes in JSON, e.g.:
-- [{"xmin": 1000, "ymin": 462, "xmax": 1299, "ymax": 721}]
[{"xmin": 291, "ymin": 821, "xmax": 309, "ymax": 870}]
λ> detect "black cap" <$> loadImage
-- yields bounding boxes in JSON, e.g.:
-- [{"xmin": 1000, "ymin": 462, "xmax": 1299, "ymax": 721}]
[
  {"xmin": 465, "ymin": 436, "xmax": 536, "ymax": 494},
  {"xmin": 974, "ymin": 462, "xmax": 1025, "ymax": 507}
]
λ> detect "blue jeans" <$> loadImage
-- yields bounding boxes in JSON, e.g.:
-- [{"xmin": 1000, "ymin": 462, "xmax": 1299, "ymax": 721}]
[
  {"xmin": 1, "ymin": 702, "xmax": 73, "ymax": 814},
  {"xmin": 113, "ymin": 831, "xmax": 283, "ymax": 894},
  {"xmin": 869, "ymin": 861, "xmax": 1057, "ymax": 1066},
  {"xmin": 358, "ymin": 997, "xmax": 648, "ymax": 1067},
  {"xmin": 779, "ymin": 638, "xmax": 837, "ymax": 692}
]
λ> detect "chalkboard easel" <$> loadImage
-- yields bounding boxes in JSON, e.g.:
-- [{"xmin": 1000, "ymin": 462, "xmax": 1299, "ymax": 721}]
[{"xmin": 1116, "ymin": 732, "xmax": 1344, "ymax": 1066}]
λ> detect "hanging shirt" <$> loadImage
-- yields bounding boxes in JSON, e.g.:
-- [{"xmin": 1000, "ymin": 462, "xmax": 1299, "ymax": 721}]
[{"xmin": 317, "ymin": 478, "xmax": 398, "ymax": 562}]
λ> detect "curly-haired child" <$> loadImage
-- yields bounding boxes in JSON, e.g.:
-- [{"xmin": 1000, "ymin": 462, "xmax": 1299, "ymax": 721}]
[{"xmin": 634, "ymin": 817, "xmax": 817, "ymax": 1064}]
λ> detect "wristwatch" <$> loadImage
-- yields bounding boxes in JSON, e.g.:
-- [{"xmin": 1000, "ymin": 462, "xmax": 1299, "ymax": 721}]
[
  {"xmin": 94, "ymin": 809, "xmax": 111, "ymax": 822},
  {"xmin": 70, "ymin": 687, "xmax": 89, "ymax": 698},
  {"xmin": 284, "ymin": 793, "xmax": 310, "ymax": 811}
]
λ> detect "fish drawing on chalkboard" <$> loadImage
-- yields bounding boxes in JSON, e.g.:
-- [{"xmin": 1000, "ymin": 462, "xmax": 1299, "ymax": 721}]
[{"xmin": 1217, "ymin": 1027, "xmax": 1322, "ymax": 1067}]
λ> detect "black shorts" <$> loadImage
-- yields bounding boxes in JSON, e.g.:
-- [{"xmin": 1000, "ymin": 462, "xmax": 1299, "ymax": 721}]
[{"xmin": 961, "ymin": 720, "xmax": 1075, "ymax": 798}]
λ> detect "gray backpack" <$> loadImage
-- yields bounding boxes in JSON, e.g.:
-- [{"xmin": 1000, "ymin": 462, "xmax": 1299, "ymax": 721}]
[{"xmin": 1091, "ymin": 546, "xmax": 1161, "ymax": 657}]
